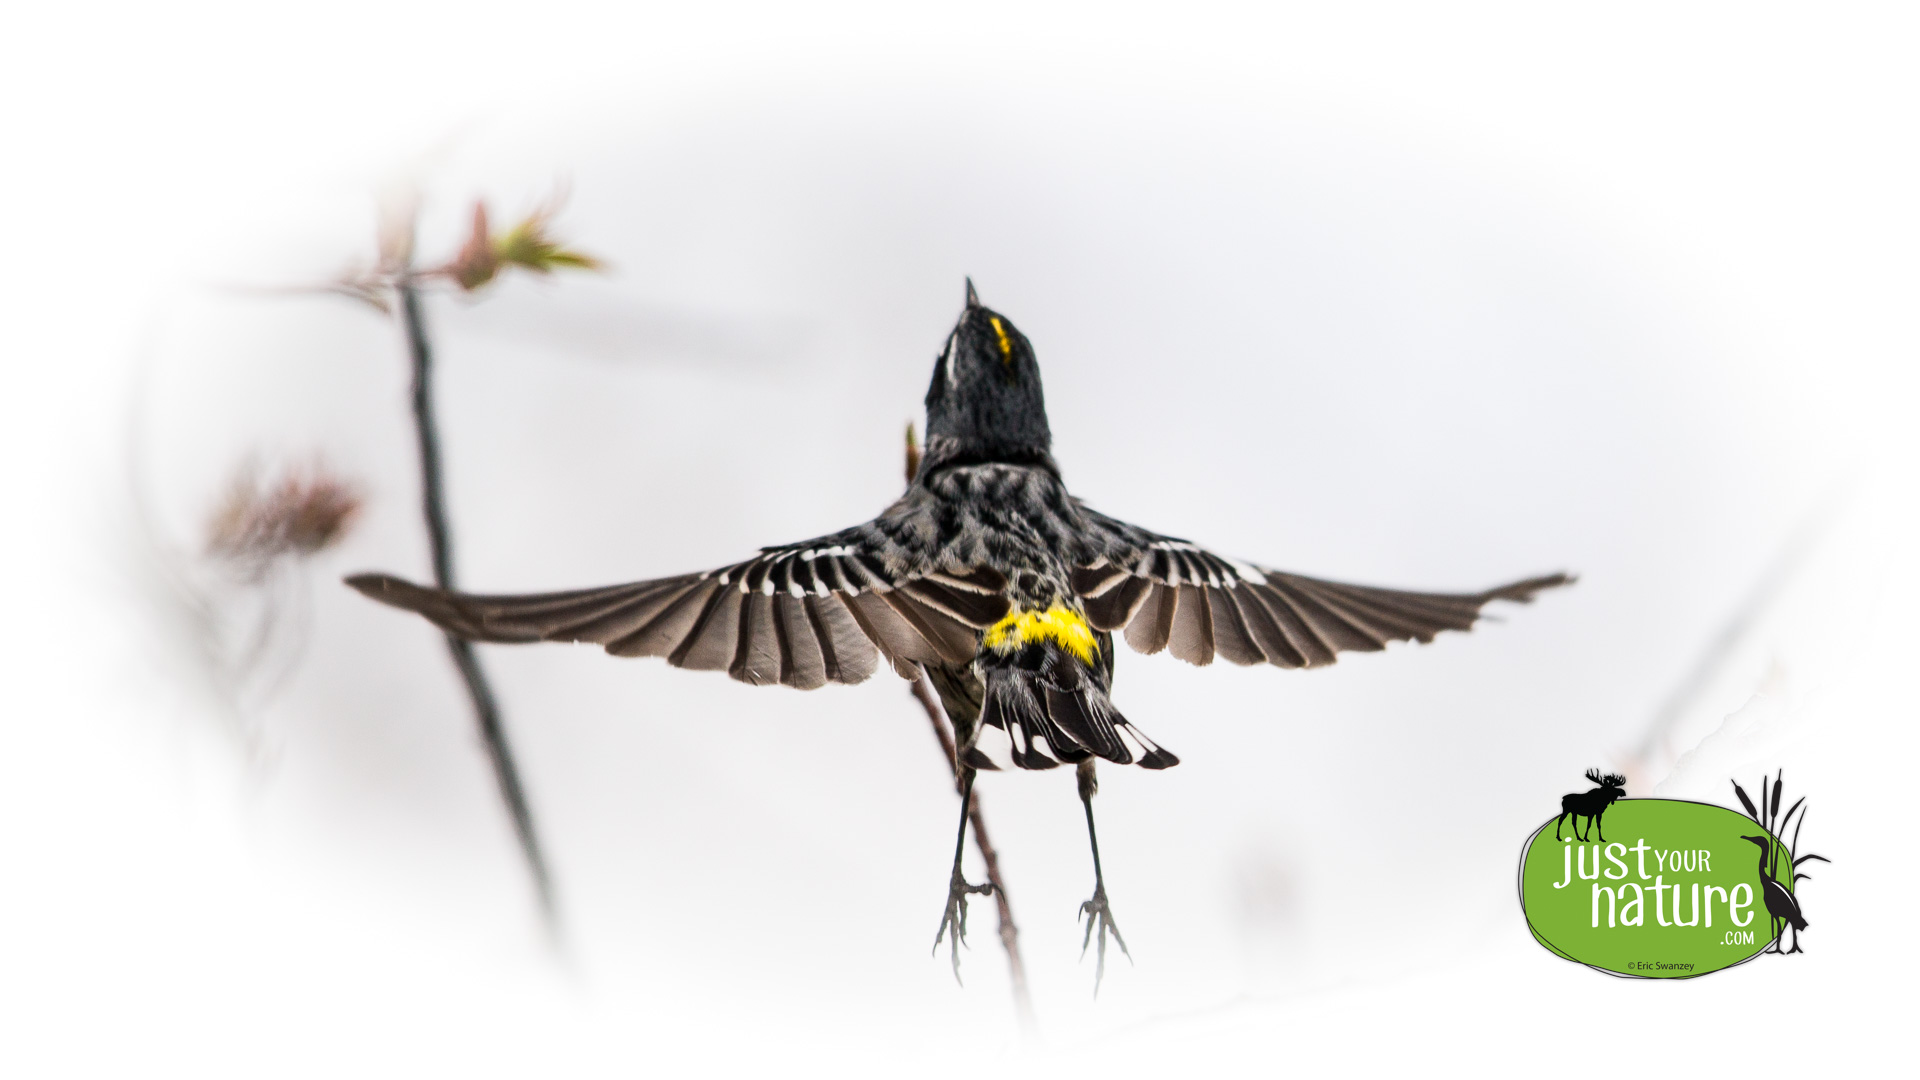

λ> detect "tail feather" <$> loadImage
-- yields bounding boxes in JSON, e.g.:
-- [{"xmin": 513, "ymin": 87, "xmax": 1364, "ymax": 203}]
[
  {"xmin": 976, "ymin": 654, "xmax": 1175, "ymax": 771},
  {"xmin": 1043, "ymin": 685, "xmax": 1128, "ymax": 763},
  {"xmin": 1116, "ymin": 720, "xmax": 1180, "ymax": 769},
  {"xmin": 978, "ymin": 669, "xmax": 1059, "ymax": 770}
]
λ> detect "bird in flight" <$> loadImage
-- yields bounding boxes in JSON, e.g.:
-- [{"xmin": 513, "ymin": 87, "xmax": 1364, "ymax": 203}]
[{"xmin": 348, "ymin": 280, "xmax": 1569, "ymax": 986}]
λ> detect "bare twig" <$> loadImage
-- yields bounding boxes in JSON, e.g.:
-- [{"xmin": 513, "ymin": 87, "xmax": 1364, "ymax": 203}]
[
  {"xmin": 240, "ymin": 190, "xmax": 595, "ymax": 932},
  {"xmin": 1620, "ymin": 496, "xmax": 1837, "ymax": 791},
  {"xmin": 911, "ymin": 673, "xmax": 1036, "ymax": 1031},
  {"xmin": 904, "ymin": 423, "xmax": 1035, "ymax": 1032},
  {"xmin": 397, "ymin": 275, "xmax": 557, "ymax": 926}
]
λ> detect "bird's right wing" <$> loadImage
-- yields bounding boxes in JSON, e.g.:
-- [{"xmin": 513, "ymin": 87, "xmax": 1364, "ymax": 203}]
[
  {"xmin": 1072, "ymin": 511, "xmax": 1570, "ymax": 669},
  {"xmin": 346, "ymin": 534, "xmax": 1009, "ymax": 690}
]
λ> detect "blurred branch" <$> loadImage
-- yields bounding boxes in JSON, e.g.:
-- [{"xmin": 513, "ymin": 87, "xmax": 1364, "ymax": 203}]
[
  {"xmin": 904, "ymin": 423, "xmax": 1035, "ymax": 1033},
  {"xmin": 396, "ymin": 271, "xmax": 557, "ymax": 926},
  {"xmin": 367, "ymin": 190, "xmax": 600, "ymax": 929},
  {"xmin": 238, "ymin": 187, "xmax": 599, "ymax": 932},
  {"xmin": 1617, "ymin": 495, "xmax": 1837, "ymax": 792}
]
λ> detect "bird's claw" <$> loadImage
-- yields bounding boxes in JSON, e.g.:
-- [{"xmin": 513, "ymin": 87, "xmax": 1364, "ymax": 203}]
[
  {"xmin": 933, "ymin": 867, "xmax": 994, "ymax": 984},
  {"xmin": 1078, "ymin": 882, "xmax": 1132, "ymax": 995}
]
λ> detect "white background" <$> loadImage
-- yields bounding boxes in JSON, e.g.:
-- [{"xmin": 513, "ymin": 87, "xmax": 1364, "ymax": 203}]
[{"xmin": 3, "ymin": 3, "xmax": 1914, "ymax": 1075}]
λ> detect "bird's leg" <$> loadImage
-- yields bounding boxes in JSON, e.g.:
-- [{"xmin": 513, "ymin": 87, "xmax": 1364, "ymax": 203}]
[
  {"xmin": 1076, "ymin": 759, "xmax": 1131, "ymax": 995},
  {"xmin": 932, "ymin": 767, "xmax": 993, "ymax": 984}
]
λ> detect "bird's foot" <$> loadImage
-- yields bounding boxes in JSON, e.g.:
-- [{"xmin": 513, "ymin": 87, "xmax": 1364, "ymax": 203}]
[
  {"xmin": 1078, "ymin": 882, "xmax": 1132, "ymax": 995},
  {"xmin": 933, "ymin": 867, "xmax": 994, "ymax": 984}
]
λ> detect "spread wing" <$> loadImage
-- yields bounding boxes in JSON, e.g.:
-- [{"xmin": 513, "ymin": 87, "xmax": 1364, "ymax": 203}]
[
  {"xmin": 1072, "ymin": 511, "xmax": 1569, "ymax": 669},
  {"xmin": 346, "ymin": 532, "xmax": 1009, "ymax": 690}
]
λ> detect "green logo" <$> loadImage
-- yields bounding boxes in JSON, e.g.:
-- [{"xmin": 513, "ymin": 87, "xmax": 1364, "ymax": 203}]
[{"xmin": 1519, "ymin": 771, "xmax": 1829, "ymax": 978}]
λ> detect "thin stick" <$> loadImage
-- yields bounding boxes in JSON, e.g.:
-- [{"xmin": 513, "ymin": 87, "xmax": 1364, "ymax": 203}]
[
  {"xmin": 398, "ymin": 276, "xmax": 557, "ymax": 926},
  {"xmin": 911, "ymin": 674, "xmax": 1036, "ymax": 1031},
  {"xmin": 1621, "ymin": 499, "xmax": 1834, "ymax": 789}
]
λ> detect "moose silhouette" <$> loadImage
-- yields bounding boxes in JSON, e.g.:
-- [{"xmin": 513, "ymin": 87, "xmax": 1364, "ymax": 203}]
[{"xmin": 1555, "ymin": 768, "xmax": 1627, "ymax": 842}]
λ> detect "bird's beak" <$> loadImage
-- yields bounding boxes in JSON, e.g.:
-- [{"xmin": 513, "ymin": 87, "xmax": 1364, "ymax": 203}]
[{"xmin": 964, "ymin": 277, "xmax": 980, "ymax": 309}]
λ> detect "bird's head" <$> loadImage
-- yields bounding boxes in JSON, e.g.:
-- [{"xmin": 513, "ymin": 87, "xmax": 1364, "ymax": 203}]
[
  {"xmin": 919, "ymin": 279, "xmax": 1055, "ymax": 477},
  {"xmin": 1740, "ymin": 835, "xmax": 1771, "ymax": 850}
]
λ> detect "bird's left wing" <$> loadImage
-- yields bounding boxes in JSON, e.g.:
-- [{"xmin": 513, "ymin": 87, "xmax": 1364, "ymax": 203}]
[
  {"xmin": 1071, "ymin": 510, "xmax": 1569, "ymax": 669},
  {"xmin": 346, "ymin": 530, "xmax": 1009, "ymax": 689}
]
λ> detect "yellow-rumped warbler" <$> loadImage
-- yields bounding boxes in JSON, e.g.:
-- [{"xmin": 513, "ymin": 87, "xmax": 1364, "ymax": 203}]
[{"xmin": 349, "ymin": 280, "xmax": 1568, "ymax": 983}]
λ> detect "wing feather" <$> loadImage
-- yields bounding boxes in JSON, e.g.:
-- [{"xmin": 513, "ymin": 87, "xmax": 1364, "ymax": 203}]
[
  {"xmin": 1071, "ymin": 563, "xmax": 1131, "ymax": 598},
  {"xmin": 773, "ymin": 594, "xmax": 828, "ymax": 689},
  {"xmin": 1167, "ymin": 583, "xmax": 1216, "ymax": 666},
  {"xmin": 1231, "ymin": 585, "xmax": 1312, "ymax": 667},
  {"xmin": 669, "ymin": 585, "xmax": 745, "ymax": 671},
  {"xmin": 1291, "ymin": 579, "xmax": 1459, "ymax": 641},
  {"xmin": 1084, "ymin": 575, "xmax": 1151, "ymax": 632},
  {"xmin": 1263, "ymin": 576, "xmax": 1388, "ymax": 652},
  {"xmin": 900, "ymin": 577, "xmax": 1012, "ymax": 628},
  {"xmin": 345, "ymin": 520, "xmax": 1001, "ymax": 689},
  {"xmin": 1204, "ymin": 585, "xmax": 1267, "ymax": 666},
  {"xmin": 879, "ymin": 589, "xmax": 980, "ymax": 665},
  {"xmin": 553, "ymin": 578, "xmax": 706, "ymax": 647},
  {"xmin": 1070, "ymin": 515, "xmax": 1570, "ymax": 671},
  {"xmin": 1123, "ymin": 582, "xmax": 1178, "ymax": 655},
  {"xmin": 842, "ymin": 591, "xmax": 942, "ymax": 678},
  {"xmin": 728, "ymin": 591, "xmax": 784, "ymax": 686},
  {"xmin": 808, "ymin": 595, "xmax": 879, "ymax": 684}
]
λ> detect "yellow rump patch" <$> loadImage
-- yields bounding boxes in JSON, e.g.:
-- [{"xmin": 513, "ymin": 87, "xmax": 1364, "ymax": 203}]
[
  {"xmin": 983, "ymin": 604, "xmax": 1099, "ymax": 666},
  {"xmin": 988, "ymin": 316, "xmax": 1014, "ymax": 363}
]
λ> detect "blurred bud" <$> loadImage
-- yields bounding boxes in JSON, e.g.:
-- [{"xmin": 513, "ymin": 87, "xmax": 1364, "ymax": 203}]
[
  {"xmin": 445, "ymin": 202, "xmax": 502, "ymax": 291},
  {"xmin": 206, "ymin": 459, "xmax": 363, "ymax": 575},
  {"xmin": 904, "ymin": 421, "xmax": 921, "ymax": 487}
]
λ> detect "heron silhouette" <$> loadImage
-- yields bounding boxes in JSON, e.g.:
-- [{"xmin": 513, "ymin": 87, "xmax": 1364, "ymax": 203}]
[
  {"xmin": 1741, "ymin": 834, "xmax": 1808, "ymax": 954},
  {"xmin": 1732, "ymin": 771, "xmax": 1830, "ymax": 956}
]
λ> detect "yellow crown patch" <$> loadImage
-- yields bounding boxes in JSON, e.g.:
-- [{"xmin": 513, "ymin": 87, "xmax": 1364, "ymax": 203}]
[{"xmin": 988, "ymin": 316, "xmax": 1014, "ymax": 363}]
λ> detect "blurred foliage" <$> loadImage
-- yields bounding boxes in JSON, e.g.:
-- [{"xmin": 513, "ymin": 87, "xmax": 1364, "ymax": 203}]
[
  {"xmin": 441, "ymin": 199, "xmax": 603, "ymax": 292},
  {"xmin": 205, "ymin": 459, "xmax": 362, "ymax": 580},
  {"xmin": 328, "ymin": 188, "xmax": 602, "ymax": 309}
]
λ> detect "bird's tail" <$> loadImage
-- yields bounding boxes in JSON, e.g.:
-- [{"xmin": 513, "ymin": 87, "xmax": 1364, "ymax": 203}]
[{"xmin": 968, "ymin": 650, "xmax": 1178, "ymax": 771}]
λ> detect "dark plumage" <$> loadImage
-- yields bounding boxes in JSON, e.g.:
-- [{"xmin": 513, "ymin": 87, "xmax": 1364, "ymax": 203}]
[{"xmin": 347, "ymin": 280, "xmax": 1570, "ymax": 984}]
